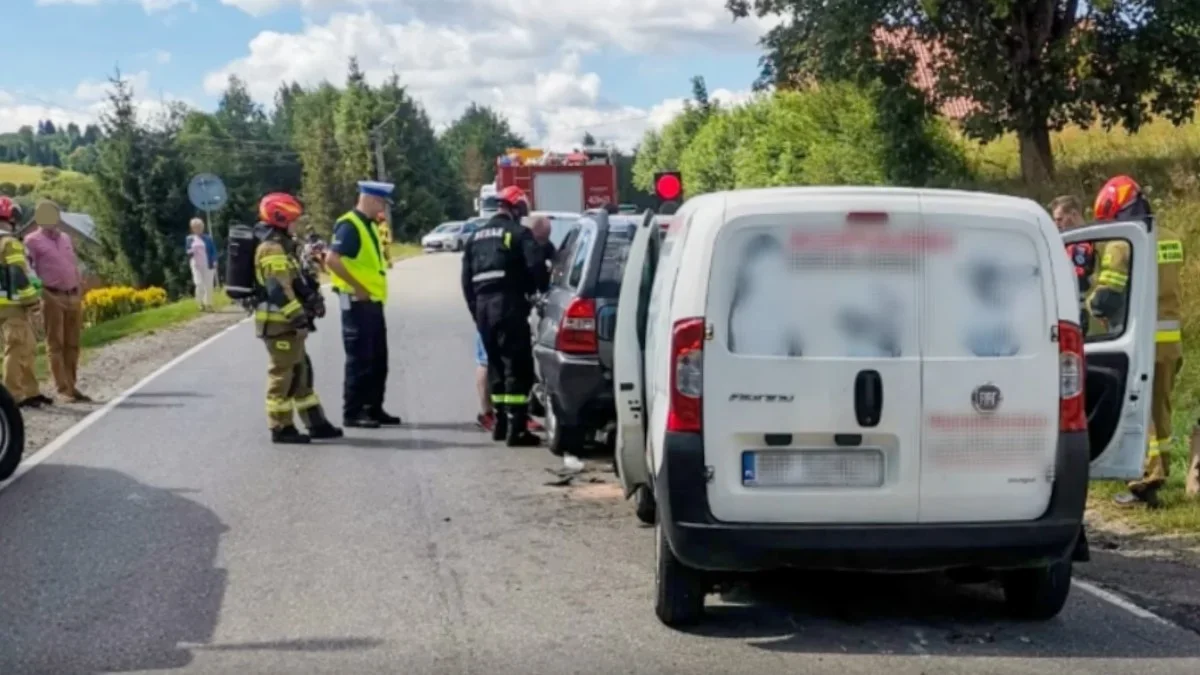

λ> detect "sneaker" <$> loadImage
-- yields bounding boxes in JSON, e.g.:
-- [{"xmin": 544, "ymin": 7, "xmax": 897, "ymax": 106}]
[
  {"xmin": 477, "ymin": 412, "xmax": 496, "ymax": 432},
  {"xmin": 18, "ymin": 397, "xmax": 43, "ymax": 409}
]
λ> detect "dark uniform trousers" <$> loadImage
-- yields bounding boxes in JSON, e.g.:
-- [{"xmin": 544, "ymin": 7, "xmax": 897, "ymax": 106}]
[
  {"xmin": 475, "ymin": 292, "xmax": 534, "ymax": 412},
  {"xmin": 342, "ymin": 299, "xmax": 389, "ymax": 417}
]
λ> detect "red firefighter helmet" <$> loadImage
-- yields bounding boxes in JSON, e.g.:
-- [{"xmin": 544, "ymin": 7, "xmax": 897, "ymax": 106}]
[
  {"xmin": 259, "ymin": 193, "xmax": 303, "ymax": 228},
  {"xmin": 497, "ymin": 185, "xmax": 526, "ymax": 206},
  {"xmin": 0, "ymin": 196, "xmax": 20, "ymax": 223},
  {"xmin": 1093, "ymin": 175, "xmax": 1148, "ymax": 222}
]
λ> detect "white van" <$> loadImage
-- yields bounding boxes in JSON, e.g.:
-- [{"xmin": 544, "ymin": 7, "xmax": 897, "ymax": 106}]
[{"xmin": 612, "ymin": 188, "xmax": 1156, "ymax": 627}]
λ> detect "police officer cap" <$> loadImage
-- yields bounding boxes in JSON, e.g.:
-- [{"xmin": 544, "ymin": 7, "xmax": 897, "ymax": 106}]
[{"xmin": 358, "ymin": 181, "xmax": 395, "ymax": 200}]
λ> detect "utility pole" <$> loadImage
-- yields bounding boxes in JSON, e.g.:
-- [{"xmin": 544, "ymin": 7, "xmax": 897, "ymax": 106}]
[{"xmin": 370, "ymin": 107, "xmax": 403, "ymax": 234}]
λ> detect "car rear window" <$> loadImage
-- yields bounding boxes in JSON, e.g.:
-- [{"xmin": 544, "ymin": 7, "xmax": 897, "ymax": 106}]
[{"xmin": 595, "ymin": 224, "xmax": 634, "ymax": 297}]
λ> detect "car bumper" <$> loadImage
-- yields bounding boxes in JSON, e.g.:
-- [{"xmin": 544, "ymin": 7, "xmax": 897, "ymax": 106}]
[
  {"xmin": 533, "ymin": 344, "xmax": 614, "ymax": 428},
  {"xmin": 656, "ymin": 430, "xmax": 1090, "ymax": 573}
]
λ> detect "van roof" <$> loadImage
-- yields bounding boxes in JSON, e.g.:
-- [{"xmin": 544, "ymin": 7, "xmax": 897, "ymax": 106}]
[{"xmin": 689, "ymin": 186, "xmax": 1047, "ymax": 236}]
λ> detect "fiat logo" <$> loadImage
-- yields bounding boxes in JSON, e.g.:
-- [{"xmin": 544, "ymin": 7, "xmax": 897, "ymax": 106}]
[{"xmin": 972, "ymin": 383, "xmax": 1002, "ymax": 413}]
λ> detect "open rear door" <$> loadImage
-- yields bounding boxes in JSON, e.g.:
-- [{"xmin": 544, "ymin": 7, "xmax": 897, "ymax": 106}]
[
  {"xmin": 613, "ymin": 210, "xmax": 660, "ymax": 496},
  {"xmin": 1063, "ymin": 220, "xmax": 1156, "ymax": 479}
]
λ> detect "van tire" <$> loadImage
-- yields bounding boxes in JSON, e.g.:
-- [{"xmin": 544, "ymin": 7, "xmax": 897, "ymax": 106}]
[
  {"xmin": 0, "ymin": 384, "xmax": 25, "ymax": 482},
  {"xmin": 655, "ymin": 522, "xmax": 706, "ymax": 627},
  {"xmin": 1000, "ymin": 559, "xmax": 1072, "ymax": 620},
  {"xmin": 635, "ymin": 486, "xmax": 657, "ymax": 525}
]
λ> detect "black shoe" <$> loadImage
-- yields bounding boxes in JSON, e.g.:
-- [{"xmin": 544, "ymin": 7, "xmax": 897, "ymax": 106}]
[
  {"xmin": 272, "ymin": 425, "xmax": 311, "ymax": 444},
  {"xmin": 309, "ymin": 423, "xmax": 344, "ymax": 440},
  {"xmin": 492, "ymin": 416, "xmax": 508, "ymax": 442},
  {"xmin": 34, "ymin": 394, "xmax": 54, "ymax": 406},
  {"xmin": 370, "ymin": 409, "xmax": 402, "ymax": 426},
  {"xmin": 344, "ymin": 414, "xmax": 381, "ymax": 429},
  {"xmin": 506, "ymin": 430, "xmax": 542, "ymax": 447},
  {"xmin": 18, "ymin": 397, "xmax": 43, "ymax": 409}
]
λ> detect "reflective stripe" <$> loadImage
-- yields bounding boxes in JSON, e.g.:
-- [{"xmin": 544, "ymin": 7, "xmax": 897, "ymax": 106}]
[
  {"xmin": 280, "ymin": 299, "xmax": 303, "ymax": 317},
  {"xmin": 4, "ymin": 255, "xmax": 25, "ymax": 264},
  {"xmin": 491, "ymin": 393, "xmax": 529, "ymax": 404},
  {"xmin": 473, "ymin": 270, "xmax": 506, "ymax": 283},
  {"xmin": 294, "ymin": 393, "xmax": 321, "ymax": 410},
  {"xmin": 1158, "ymin": 239, "xmax": 1184, "ymax": 264},
  {"xmin": 503, "ymin": 231, "xmax": 512, "ymax": 249},
  {"xmin": 1097, "ymin": 270, "xmax": 1128, "ymax": 289},
  {"xmin": 1156, "ymin": 330, "xmax": 1182, "ymax": 343},
  {"xmin": 266, "ymin": 397, "xmax": 292, "ymax": 414},
  {"xmin": 254, "ymin": 309, "xmax": 291, "ymax": 324}
]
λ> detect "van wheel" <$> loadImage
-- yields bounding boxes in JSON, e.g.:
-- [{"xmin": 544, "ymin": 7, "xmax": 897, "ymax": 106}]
[
  {"xmin": 635, "ymin": 486, "xmax": 657, "ymax": 525},
  {"xmin": 655, "ymin": 522, "xmax": 707, "ymax": 627},
  {"xmin": 1001, "ymin": 559, "xmax": 1073, "ymax": 620},
  {"xmin": 0, "ymin": 384, "xmax": 26, "ymax": 482},
  {"xmin": 546, "ymin": 400, "xmax": 585, "ymax": 457}
]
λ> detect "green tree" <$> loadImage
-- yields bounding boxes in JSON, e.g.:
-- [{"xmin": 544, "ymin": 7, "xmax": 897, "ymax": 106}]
[
  {"xmin": 439, "ymin": 103, "xmax": 525, "ymax": 189},
  {"xmin": 727, "ymin": 0, "xmax": 1200, "ymax": 183}
]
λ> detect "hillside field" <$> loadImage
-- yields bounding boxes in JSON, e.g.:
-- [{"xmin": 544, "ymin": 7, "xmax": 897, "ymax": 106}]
[{"xmin": 0, "ymin": 162, "xmax": 84, "ymax": 187}]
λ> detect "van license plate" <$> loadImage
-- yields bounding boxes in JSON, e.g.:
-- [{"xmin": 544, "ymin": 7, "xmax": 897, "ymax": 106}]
[{"xmin": 742, "ymin": 450, "xmax": 884, "ymax": 488}]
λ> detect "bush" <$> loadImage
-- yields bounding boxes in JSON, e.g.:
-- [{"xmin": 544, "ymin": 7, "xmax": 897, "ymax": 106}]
[{"xmin": 82, "ymin": 285, "xmax": 168, "ymax": 324}]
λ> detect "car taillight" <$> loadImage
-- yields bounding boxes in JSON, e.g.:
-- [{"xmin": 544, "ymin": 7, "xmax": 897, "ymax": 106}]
[
  {"xmin": 667, "ymin": 317, "xmax": 705, "ymax": 433},
  {"xmin": 1058, "ymin": 320, "xmax": 1086, "ymax": 432},
  {"xmin": 556, "ymin": 298, "xmax": 597, "ymax": 354}
]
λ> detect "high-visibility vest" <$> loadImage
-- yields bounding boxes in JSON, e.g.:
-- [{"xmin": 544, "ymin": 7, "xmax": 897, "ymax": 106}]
[
  {"xmin": 330, "ymin": 211, "xmax": 387, "ymax": 301},
  {"xmin": 1155, "ymin": 226, "xmax": 1183, "ymax": 344},
  {"xmin": 0, "ymin": 234, "xmax": 38, "ymax": 308}
]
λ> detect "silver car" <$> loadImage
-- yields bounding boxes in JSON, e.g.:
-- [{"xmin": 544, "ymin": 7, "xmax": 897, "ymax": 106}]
[{"xmin": 422, "ymin": 221, "xmax": 466, "ymax": 252}]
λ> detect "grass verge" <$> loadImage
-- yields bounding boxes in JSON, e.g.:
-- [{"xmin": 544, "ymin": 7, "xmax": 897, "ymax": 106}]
[{"xmin": 967, "ymin": 119, "xmax": 1200, "ymax": 533}]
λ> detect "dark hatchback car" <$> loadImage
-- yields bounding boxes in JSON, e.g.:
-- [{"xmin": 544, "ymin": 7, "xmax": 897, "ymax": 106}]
[{"xmin": 532, "ymin": 210, "xmax": 637, "ymax": 455}]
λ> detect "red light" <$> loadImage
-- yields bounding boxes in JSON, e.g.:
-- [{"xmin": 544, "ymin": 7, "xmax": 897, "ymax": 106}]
[
  {"xmin": 667, "ymin": 317, "xmax": 704, "ymax": 433},
  {"xmin": 556, "ymin": 298, "xmax": 597, "ymax": 354},
  {"xmin": 1058, "ymin": 320, "xmax": 1086, "ymax": 433},
  {"xmin": 655, "ymin": 173, "xmax": 682, "ymax": 201},
  {"xmin": 846, "ymin": 211, "xmax": 889, "ymax": 225}
]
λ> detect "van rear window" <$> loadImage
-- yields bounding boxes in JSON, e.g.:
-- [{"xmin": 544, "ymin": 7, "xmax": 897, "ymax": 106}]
[{"xmin": 595, "ymin": 225, "xmax": 634, "ymax": 297}]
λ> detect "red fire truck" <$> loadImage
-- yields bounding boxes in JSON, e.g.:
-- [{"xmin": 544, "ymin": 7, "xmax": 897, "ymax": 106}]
[{"xmin": 494, "ymin": 148, "xmax": 618, "ymax": 213}]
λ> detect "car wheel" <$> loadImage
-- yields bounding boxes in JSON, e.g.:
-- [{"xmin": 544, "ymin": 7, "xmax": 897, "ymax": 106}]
[
  {"xmin": 655, "ymin": 521, "xmax": 707, "ymax": 627},
  {"xmin": 545, "ymin": 398, "xmax": 585, "ymax": 457},
  {"xmin": 635, "ymin": 485, "xmax": 657, "ymax": 525},
  {"xmin": 0, "ymin": 383, "xmax": 26, "ymax": 482},
  {"xmin": 1001, "ymin": 559, "xmax": 1072, "ymax": 620}
]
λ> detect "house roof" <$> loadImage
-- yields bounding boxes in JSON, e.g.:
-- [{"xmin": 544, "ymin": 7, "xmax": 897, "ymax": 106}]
[
  {"xmin": 16, "ymin": 211, "xmax": 100, "ymax": 245},
  {"xmin": 873, "ymin": 28, "xmax": 975, "ymax": 120}
]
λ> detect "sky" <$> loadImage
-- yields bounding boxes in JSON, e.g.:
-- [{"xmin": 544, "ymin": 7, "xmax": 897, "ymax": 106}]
[{"xmin": 1, "ymin": 0, "xmax": 779, "ymax": 150}]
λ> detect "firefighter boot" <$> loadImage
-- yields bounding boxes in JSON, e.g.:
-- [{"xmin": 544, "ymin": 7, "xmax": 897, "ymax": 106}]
[
  {"xmin": 1187, "ymin": 424, "xmax": 1200, "ymax": 498},
  {"xmin": 491, "ymin": 404, "xmax": 508, "ymax": 442},
  {"xmin": 304, "ymin": 406, "xmax": 344, "ymax": 440},
  {"xmin": 506, "ymin": 406, "xmax": 542, "ymax": 448},
  {"xmin": 272, "ymin": 425, "xmax": 311, "ymax": 445}
]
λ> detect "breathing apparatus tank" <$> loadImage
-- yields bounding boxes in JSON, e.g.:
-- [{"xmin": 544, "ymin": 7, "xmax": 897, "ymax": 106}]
[{"xmin": 225, "ymin": 223, "xmax": 260, "ymax": 300}]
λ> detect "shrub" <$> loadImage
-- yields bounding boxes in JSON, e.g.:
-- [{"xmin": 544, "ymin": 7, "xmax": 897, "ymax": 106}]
[{"xmin": 82, "ymin": 285, "xmax": 168, "ymax": 324}]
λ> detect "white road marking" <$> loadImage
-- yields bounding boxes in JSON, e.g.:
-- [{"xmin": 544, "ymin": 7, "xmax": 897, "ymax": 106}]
[
  {"xmin": 0, "ymin": 316, "xmax": 250, "ymax": 493},
  {"xmin": 1073, "ymin": 578, "xmax": 1178, "ymax": 627}
]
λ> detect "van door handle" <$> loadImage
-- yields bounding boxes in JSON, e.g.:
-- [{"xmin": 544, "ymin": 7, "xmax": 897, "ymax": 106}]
[{"xmin": 854, "ymin": 370, "xmax": 883, "ymax": 427}]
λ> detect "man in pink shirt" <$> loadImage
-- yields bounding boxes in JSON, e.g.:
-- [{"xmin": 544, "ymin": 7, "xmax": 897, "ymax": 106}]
[{"xmin": 25, "ymin": 200, "xmax": 90, "ymax": 402}]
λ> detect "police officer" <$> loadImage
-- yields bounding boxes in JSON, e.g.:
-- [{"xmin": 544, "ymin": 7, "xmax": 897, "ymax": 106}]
[
  {"xmin": 255, "ymin": 193, "xmax": 343, "ymax": 444},
  {"xmin": 461, "ymin": 185, "xmax": 548, "ymax": 446},
  {"xmin": 0, "ymin": 197, "xmax": 47, "ymax": 408},
  {"xmin": 1089, "ymin": 177, "xmax": 1188, "ymax": 507},
  {"xmin": 325, "ymin": 181, "xmax": 400, "ymax": 429}
]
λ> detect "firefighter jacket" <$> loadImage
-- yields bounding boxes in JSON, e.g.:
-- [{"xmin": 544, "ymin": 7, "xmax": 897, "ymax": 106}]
[
  {"xmin": 1089, "ymin": 225, "xmax": 1183, "ymax": 344},
  {"xmin": 0, "ymin": 231, "xmax": 40, "ymax": 318},
  {"xmin": 460, "ymin": 212, "xmax": 548, "ymax": 317},
  {"xmin": 254, "ymin": 231, "xmax": 308, "ymax": 338}
]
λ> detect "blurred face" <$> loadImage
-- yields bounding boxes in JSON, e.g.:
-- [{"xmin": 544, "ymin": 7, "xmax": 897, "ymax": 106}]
[
  {"xmin": 1052, "ymin": 206, "xmax": 1084, "ymax": 231},
  {"xmin": 190, "ymin": 219, "xmax": 204, "ymax": 234},
  {"xmin": 530, "ymin": 217, "xmax": 550, "ymax": 243},
  {"xmin": 359, "ymin": 194, "xmax": 387, "ymax": 220}
]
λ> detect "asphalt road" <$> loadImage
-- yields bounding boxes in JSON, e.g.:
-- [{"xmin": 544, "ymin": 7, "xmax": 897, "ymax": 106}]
[{"xmin": 2, "ymin": 252, "xmax": 1199, "ymax": 674}]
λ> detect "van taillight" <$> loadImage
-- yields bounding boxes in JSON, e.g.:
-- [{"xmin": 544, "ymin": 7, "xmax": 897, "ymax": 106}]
[
  {"xmin": 667, "ymin": 317, "xmax": 705, "ymax": 433},
  {"xmin": 846, "ymin": 211, "xmax": 889, "ymax": 225},
  {"xmin": 1058, "ymin": 320, "xmax": 1086, "ymax": 432},
  {"xmin": 556, "ymin": 298, "xmax": 597, "ymax": 354}
]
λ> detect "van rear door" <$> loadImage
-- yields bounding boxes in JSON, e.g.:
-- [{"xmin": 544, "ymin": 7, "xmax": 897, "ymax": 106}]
[
  {"xmin": 917, "ymin": 195, "xmax": 1061, "ymax": 523},
  {"xmin": 702, "ymin": 193, "xmax": 924, "ymax": 524}
]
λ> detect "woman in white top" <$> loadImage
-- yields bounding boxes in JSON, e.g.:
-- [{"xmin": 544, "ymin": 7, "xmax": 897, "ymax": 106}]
[{"xmin": 185, "ymin": 218, "xmax": 217, "ymax": 311}]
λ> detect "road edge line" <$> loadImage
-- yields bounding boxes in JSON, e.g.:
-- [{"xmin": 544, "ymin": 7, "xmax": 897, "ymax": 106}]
[
  {"xmin": 0, "ymin": 315, "xmax": 250, "ymax": 493},
  {"xmin": 1072, "ymin": 578, "xmax": 1178, "ymax": 627}
]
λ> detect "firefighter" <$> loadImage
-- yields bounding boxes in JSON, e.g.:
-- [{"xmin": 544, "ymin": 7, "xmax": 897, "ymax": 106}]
[
  {"xmin": 254, "ymin": 193, "xmax": 343, "ymax": 444},
  {"xmin": 461, "ymin": 185, "xmax": 547, "ymax": 446},
  {"xmin": 0, "ymin": 197, "xmax": 47, "ymax": 408},
  {"xmin": 374, "ymin": 212, "xmax": 393, "ymax": 269},
  {"xmin": 1089, "ymin": 176, "xmax": 1190, "ymax": 506}
]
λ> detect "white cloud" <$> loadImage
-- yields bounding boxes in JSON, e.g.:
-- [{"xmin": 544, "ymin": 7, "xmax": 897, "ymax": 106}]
[
  {"xmin": 204, "ymin": 8, "xmax": 767, "ymax": 150},
  {"xmin": 36, "ymin": 0, "xmax": 192, "ymax": 11},
  {"xmin": 1, "ymin": 72, "xmax": 193, "ymax": 134},
  {"xmin": 147, "ymin": 49, "xmax": 173, "ymax": 65},
  {"xmin": 74, "ymin": 70, "xmax": 153, "ymax": 102}
]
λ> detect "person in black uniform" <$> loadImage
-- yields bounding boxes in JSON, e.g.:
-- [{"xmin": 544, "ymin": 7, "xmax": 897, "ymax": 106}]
[{"xmin": 462, "ymin": 185, "xmax": 548, "ymax": 446}]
